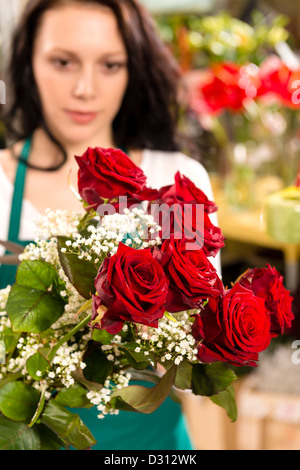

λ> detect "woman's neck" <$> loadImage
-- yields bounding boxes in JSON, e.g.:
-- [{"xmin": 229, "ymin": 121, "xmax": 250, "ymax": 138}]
[
  {"xmin": 24, "ymin": 128, "xmax": 143, "ymax": 169},
  {"xmin": 29, "ymin": 127, "xmax": 116, "ymax": 169}
]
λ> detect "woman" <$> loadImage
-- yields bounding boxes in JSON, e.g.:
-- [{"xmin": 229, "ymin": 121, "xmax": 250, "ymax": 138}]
[{"xmin": 0, "ymin": 0, "xmax": 220, "ymax": 450}]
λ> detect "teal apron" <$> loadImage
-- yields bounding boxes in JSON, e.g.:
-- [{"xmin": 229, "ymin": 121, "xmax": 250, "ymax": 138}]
[
  {"xmin": 1, "ymin": 139, "xmax": 194, "ymax": 450},
  {"xmin": 0, "ymin": 139, "xmax": 32, "ymax": 289}
]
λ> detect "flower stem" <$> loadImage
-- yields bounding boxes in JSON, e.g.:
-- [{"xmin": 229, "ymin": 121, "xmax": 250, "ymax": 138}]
[
  {"xmin": 77, "ymin": 209, "xmax": 97, "ymax": 231},
  {"xmin": 28, "ymin": 383, "xmax": 47, "ymax": 427},
  {"xmin": 47, "ymin": 313, "xmax": 92, "ymax": 362},
  {"xmin": 164, "ymin": 312, "xmax": 178, "ymax": 323}
]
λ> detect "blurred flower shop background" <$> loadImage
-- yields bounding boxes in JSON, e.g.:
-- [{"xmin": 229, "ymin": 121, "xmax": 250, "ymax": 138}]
[{"xmin": 1, "ymin": 0, "xmax": 300, "ymax": 450}]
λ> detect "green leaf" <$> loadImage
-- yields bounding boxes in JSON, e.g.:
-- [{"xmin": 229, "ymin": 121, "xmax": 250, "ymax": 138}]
[
  {"xmin": 57, "ymin": 236, "xmax": 98, "ymax": 299},
  {"xmin": 15, "ymin": 259, "xmax": 60, "ymax": 291},
  {"xmin": 129, "ymin": 369, "xmax": 161, "ymax": 385},
  {"xmin": 27, "ymin": 351, "xmax": 50, "ymax": 381},
  {"xmin": 210, "ymin": 384, "xmax": 238, "ymax": 422},
  {"xmin": 83, "ymin": 349, "xmax": 114, "ymax": 385},
  {"xmin": 174, "ymin": 360, "xmax": 193, "ymax": 390},
  {"xmin": 0, "ymin": 372, "xmax": 23, "ymax": 390},
  {"xmin": 0, "ymin": 415, "xmax": 41, "ymax": 450},
  {"xmin": 1, "ymin": 327, "xmax": 20, "ymax": 357},
  {"xmin": 6, "ymin": 260, "xmax": 66, "ymax": 333},
  {"xmin": 71, "ymin": 366, "xmax": 103, "ymax": 393},
  {"xmin": 191, "ymin": 362, "xmax": 237, "ymax": 397},
  {"xmin": 40, "ymin": 401, "xmax": 96, "ymax": 450},
  {"xmin": 92, "ymin": 328, "xmax": 114, "ymax": 345},
  {"xmin": 6, "ymin": 285, "xmax": 65, "ymax": 333},
  {"xmin": 119, "ymin": 341, "xmax": 156, "ymax": 370},
  {"xmin": 36, "ymin": 423, "xmax": 66, "ymax": 450},
  {"xmin": 55, "ymin": 384, "xmax": 91, "ymax": 408},
  {"xmin": 110, "ymin": 365, "xmax": 176, "ymax": 414},
  {"xmin": 0, "ymin": 382, "xmax": 40, "ymax": 422}
]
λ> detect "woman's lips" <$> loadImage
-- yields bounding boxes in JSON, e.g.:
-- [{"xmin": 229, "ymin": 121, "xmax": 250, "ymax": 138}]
[{"xmin": 64, "ymin": 110, "xmax": 98, "ymax": 124}]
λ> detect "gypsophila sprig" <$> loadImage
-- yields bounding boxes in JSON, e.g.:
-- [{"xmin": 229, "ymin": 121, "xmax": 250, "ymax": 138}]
[
  {"xmin": 136, "ymin": 311, "xmax": 199, "ymax": 366},
  {"xmin": 58, "ymin": 208, "xmax": 161, "ymax": 265}
]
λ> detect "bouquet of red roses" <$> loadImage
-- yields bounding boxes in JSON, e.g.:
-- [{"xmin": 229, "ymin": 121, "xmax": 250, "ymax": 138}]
[
  {"xmin": 77, "ymin": 147, "xmax": 293, "ymax": 362},
  {"xmin": 0, "ymin": 147, "xmax": 294, "ymax": 450}
]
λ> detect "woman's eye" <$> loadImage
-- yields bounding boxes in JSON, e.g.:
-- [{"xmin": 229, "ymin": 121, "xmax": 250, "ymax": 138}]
[
  {"xmin": 51, "ymin": 58, "xmax": 73, "ymax": 69},
  {"xmin": 102, "ymin": 62, "xmax": 126, "ymax": 73}
]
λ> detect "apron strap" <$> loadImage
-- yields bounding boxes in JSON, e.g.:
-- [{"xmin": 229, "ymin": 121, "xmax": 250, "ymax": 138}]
[
  {"xmin": 7, "ymin": 138, "xmax": 31, "ymax": 243},
  {"xmin": 0, "ymin": 138, "xmax": 32, "ymax": 288}
]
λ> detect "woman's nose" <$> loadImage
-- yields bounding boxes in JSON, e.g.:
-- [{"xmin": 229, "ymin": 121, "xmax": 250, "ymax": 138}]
[{"xmin": 73, "ymin": 66, "xmax": 97, "ymax": 99}]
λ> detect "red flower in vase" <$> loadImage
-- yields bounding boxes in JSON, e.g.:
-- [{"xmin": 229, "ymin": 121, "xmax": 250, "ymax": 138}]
[
  {"xmin": 257, "ymin": 56, "xmax": 300, "ymax": 108},
  {"xmin": 191, "ymin": 62, "xmax": 260, "ymax": 116}
]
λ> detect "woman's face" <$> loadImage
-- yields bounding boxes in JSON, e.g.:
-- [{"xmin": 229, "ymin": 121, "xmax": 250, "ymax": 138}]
[{"xmin": 32, "ymin": 3, "xmax": 129, "ymax": 147}]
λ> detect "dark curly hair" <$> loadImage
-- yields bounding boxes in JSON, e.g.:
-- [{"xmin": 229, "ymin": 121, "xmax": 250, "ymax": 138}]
[{"xmin": 3, "ymin": 0, "xmax": 183, "ymax": 170}]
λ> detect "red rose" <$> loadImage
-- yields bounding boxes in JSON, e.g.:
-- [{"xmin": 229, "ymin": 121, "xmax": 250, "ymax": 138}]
[
  {"xmin": 76, "ymin": 147, "xmax": 147, "ymax": 208},
  {"xmin": 153, "ymin": 204, "xmax": 224, "ymax": 258},
  {"xmin": 156, "ymin": 172, "xmax": 217, "ymax": 214},
  {"xmin": 192, "ymin": 283, "xmax": 271, "ymax": 367},
  {"xmin": 149, "ymin": 173, "xmax": 224, "ymax": 257},
  {"xmin": 238, "ymin": 264, "xmax": 294, "ymax": 336},
  {"xmin": 114, "ymin": 186, "xmax": 160, "ymax": 213},
  {"xmin": 90, "ymin": 243, "xmax": 169, "ymax": 334},
  {"xmin": 158, "ymin": 235, "xmax": 223, "ymax": 312},
  {"xmin": 184, "ymin": 207, "xmax": 224, "ymax": 258}
]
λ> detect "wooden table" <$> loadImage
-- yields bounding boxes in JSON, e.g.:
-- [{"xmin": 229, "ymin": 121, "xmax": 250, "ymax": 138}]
[{"xmin": 213, "ymin": 189, "xmax": 300, "ymax": 292}]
